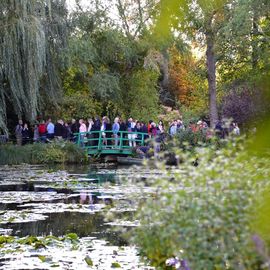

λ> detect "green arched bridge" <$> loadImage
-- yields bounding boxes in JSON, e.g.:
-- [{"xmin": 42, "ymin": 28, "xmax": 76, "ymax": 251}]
[{"xmin": 75, "ymin": 130, "xmax": 148, "ymax": 156}]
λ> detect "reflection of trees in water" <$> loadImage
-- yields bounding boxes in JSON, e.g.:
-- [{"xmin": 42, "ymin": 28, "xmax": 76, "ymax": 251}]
[
  {"xmin": 6, "ymin": 212, "xmax": 127, "ymax": 246},
  {"xmin": 87, "ymin": 173, "xmax": 116, "ymax": 184},
  {"xmin": 7, "ymin": 212, "xmax": 104, "ymax": 237}
]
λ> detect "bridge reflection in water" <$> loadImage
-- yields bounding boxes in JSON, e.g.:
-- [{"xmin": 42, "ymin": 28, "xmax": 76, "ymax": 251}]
[{"xmin": 75, "ymin": 130, "xmax": 148, "ymax": 155}]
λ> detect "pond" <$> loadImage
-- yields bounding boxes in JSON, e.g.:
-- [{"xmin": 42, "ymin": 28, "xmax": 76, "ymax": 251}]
[{"xmin": 0, "ymin": 163, "xmax": 159, "ymax": 269}]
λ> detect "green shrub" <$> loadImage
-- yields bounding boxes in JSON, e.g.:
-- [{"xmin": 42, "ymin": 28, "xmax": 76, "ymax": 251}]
[
  {"xmin": 133, "ymin": 139, "xmax": 270, "ymax": 269},
  {"xmin": 175, "ymin": 129, "xmax": 208, "ymax": 147},
  {"xmin": 38, "ymin": 143, "xmax": 66, "ymax": 164},
  {"xmin": 0, "ymin": 144, "xmax": 33, "ymax": 165},
  {"xmin": 0, "ymin": 141, "xmax": 88, "ymax": 165}
]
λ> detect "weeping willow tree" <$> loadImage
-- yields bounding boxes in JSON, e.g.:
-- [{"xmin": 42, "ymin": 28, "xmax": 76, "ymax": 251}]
[{"xmin": 0, "ymin": 0, "xmax": 68, "ymax": 134}]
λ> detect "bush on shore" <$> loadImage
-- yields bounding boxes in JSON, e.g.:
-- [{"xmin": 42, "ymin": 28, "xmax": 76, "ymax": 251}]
[
  {"xmin": 0, "ymin": 141, "xmax": 88, "ymax": 165},
  {"xmin": 133, "ymin": 138, "xmax": 270, "ymax": 269}
]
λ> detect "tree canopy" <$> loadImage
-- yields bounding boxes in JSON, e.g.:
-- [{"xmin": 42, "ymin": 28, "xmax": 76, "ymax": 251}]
[
  {"xmin": 0, "ymin": 0, "xmax": 68, "ymax": 133},
  {"xmin": 0, "ymin": 0, "xmax": 269, "ymax": 133}
]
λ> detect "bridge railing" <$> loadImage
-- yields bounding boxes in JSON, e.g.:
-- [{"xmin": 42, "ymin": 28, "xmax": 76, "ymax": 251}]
[{"xmin": 74, "ymin": 130, "xmax": 149, "ymax": 154}]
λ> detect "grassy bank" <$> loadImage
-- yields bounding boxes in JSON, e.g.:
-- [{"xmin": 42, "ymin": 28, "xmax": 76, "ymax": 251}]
[{"xmin": 0, "ymin": 141, "xmax": 88, "ymax": 165}]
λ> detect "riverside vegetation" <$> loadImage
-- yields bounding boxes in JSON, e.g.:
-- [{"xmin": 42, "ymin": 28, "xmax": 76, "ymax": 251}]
[
  {"xmin": 129, "ymin": 134, "xmax": 270, "ymax": 269},
  {"xmin": 0, "ymin": 141, "xmax": 88, "ymax": 165}
]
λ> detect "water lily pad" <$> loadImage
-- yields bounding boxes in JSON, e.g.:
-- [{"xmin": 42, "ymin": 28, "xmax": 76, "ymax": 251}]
[{"xmin": 84, "ymin": 255, "xmax": 93, "ymax": 266}]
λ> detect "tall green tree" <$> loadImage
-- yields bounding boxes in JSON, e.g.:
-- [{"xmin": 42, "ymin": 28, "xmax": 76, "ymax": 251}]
[
  {"xmin": 155, "ymin": 0, "xmax": 229, "ymax": 127},
  {"xmin": 217, "ymin": 0, "xmax": 270, "ymax": 82},
  {"xmin": 0, "ymin": 0, "xmax": 68, "ymax": 133},
  {"xmin": 64, "ymin": 1, "xmax": 161, "ymax": 119},
  {"xmin": 116, "ymin": 0, "xmax": 157, "ymax": 39},
  {"xmin": 214, "ymin": 0, "xmax": 270, "ymax": 125}
]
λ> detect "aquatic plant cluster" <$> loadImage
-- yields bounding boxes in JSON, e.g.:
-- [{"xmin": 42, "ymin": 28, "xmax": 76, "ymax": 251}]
[
  {"xmin": 133, "ymin": 139, "xmax": 270, "ymax": 269},
  {"xmin": 0, "ymin": 164, "xmax": 158, "ymax": 269},
  {"xmin": 0, "ymin": 234, "xmax": 143, "ymax": 269}
]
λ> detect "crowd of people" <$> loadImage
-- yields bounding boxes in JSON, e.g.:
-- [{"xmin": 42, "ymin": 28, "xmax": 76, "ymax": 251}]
[
  {"xmin": 14, "ymin": 118, "xmax": 76, "ymax": 145},
  {"xmin": 13, "ymin": 117, "xmax": 166, "ymax": 146},
  {"xmin": 170, "ymin": 119, "xmax": 240, "ymax": 139},
  {"xmin": 12, "ymin": 116, "xmax": 240, "ymax": 146}
]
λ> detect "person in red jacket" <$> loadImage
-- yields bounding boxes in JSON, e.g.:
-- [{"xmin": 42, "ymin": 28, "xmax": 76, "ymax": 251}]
[{"xmin": 38, "ymin": 120, "xmax": 47, "ymax": 142}]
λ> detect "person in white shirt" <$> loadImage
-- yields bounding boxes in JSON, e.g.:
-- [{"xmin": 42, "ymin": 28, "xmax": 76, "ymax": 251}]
[
  {"xmin": 79, "ymin": 119, "xmax": 87, "ymax": 146},
  {"xmin": 232, "ymin": 123, "xmax": 240, "ymax": 136},
  {"xmin": 101, "ymin": 116, "xmax": 108, "ymax": 146},
  {"xmin": 87, "ymin": 118, "xmax": 93, "ymax": 132},
  {"xmin": 112, "ymin": 117, "xmax": 120, "ymax": 147},
  {"xmin": 46, "ymin": 118, "xmax": 55, "ymax": 140},
  {"xmin": 127, "ymin": 118, "xmax": 136, "ymax": 147}
]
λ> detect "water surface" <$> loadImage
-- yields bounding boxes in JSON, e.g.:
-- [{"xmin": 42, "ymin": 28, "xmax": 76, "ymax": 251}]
[{"xmin": 0, "ymin": 164, "xmax": 156, "ymax": 269}]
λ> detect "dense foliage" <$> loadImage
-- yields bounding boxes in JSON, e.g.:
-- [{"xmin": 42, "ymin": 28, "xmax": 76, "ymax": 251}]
[
  {"xmin": 0, "ymin": 141, "xmax": 87, "ymax": 165},
  {"xmin": 1, "ymin": 0, "xmax": 269, "ymax": 133},
  {"xmin": 0, "ymin": 0, "xmax": 68, "ymax": 133},
  {"xmin": 133, "ymin": 139, "xmax": 270, "ymax": 269},
  {"xmin": 222, "ymin": 85, "xmax": 268, "ymax": 127}
]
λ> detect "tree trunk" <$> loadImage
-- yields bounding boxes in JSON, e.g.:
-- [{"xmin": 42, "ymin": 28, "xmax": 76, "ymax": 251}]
[
  {"xmin": 159, "ymin": 49, "xmax": 175, "ymax": 107},
  {"xmin": 160, "ymin": 49, "xmax": 169, "ymax": 90},
  {"xmin": 206, "ymin": 31, "xmax": 218, "ymax": 128},
  {"xmin": 251, "ymin": 7, "xmax": 259, "ymax": 68}
]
